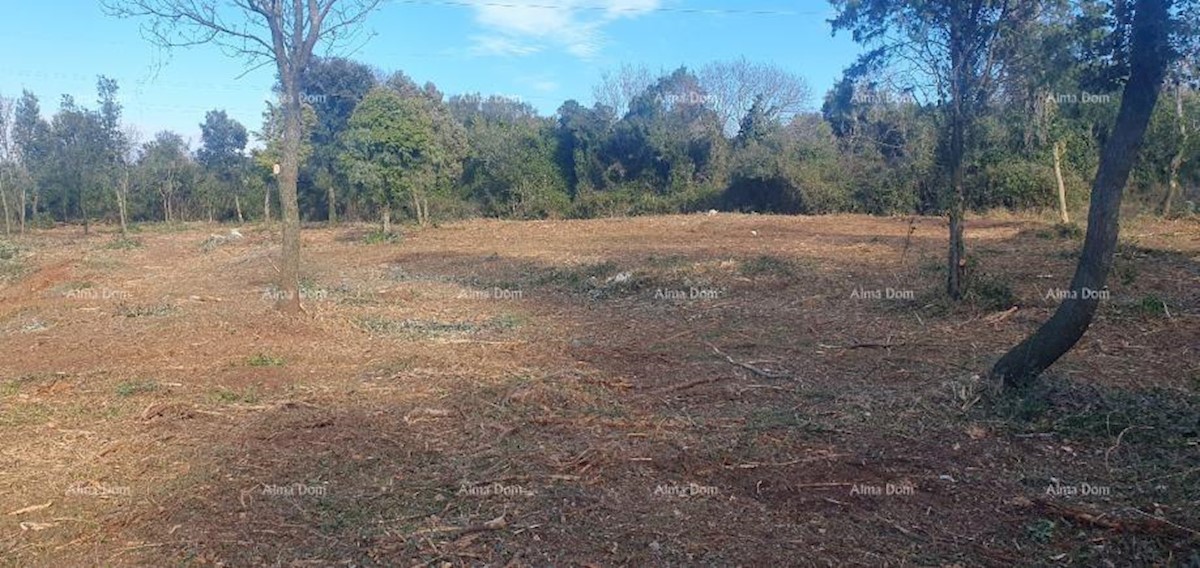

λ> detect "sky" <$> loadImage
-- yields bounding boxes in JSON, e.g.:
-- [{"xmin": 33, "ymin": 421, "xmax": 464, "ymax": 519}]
[{"xmin": 0, "ymin": 0, "xmax": 863, "ymax": 148}]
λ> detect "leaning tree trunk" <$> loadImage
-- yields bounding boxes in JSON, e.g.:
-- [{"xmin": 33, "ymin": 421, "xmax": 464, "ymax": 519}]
[
  {"xmin": 277, "ymin": 82, "xmax": 304, "ymax": 314},
  {"xmin": 991, "ymin": 0, "xmax": 1173, "ymax": 389},
  {"xmin": 1163, "ymin": 81, "xmax": 1187, "ymax": 217},
  {"xmin": 1054, "ymin": 140, "xmax": 1070, "ymax": 224}
]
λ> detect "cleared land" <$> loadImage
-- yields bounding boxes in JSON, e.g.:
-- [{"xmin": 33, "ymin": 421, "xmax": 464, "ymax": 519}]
[{"xmin": 0, "ymin": 213, "xmax": 1198, "ymax": 566}]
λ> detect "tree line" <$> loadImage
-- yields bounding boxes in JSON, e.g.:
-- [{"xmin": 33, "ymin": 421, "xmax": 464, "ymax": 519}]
[{"xmin": 0, "ymin": 35, "xmax": 1194, "ymax": 237}]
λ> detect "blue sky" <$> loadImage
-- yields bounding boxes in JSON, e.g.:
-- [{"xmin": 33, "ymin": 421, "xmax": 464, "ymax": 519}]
[{"xmin": 0, "ymin": 1, "xmax": 862, "ymax": 148}]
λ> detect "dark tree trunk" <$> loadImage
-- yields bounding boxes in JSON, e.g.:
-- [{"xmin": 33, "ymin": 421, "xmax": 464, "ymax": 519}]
[
  {"xmin": 991, "ymin": 0, "xmax": 1174, "ymax": 389},
  {"xmin": 945, "ymin": 6, "xmax": 972, "ymax": 300}
]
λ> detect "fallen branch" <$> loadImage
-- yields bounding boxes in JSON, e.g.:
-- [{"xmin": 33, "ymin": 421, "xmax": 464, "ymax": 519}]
[
  {"xmin": 1029, "ymin": 498, "xmax": 1194, "ymax": 537},
  {"xmin": 412, "ymin": 515, "xmax": 507, "ymax": 538},
  {"xmin": 706, "ymin": 343, "xmax": 792, "ymax": 379},
  {"xmin": 1105, "ymin": 425, "xmax": 1153, "ymax": 472}
]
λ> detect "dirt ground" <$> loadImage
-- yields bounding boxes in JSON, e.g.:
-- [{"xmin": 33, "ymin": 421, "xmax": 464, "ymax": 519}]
[{"xmin": 1, "ymin": 213, "xmax": 1197, "ymax": 567}]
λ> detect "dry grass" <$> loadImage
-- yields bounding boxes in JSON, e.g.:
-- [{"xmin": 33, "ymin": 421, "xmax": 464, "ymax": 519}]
[{"xmin": 0, "ymin": 213, "xmax": 1197, "ymax": 566}]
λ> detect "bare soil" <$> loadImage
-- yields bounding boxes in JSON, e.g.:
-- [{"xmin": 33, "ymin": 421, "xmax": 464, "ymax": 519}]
[{"xmin": 1, "ymin": 213, "xmax": 1197, "ymax": 566}]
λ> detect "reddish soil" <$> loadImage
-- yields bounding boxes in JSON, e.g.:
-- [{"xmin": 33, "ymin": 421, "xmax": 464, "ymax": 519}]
[{"xmin": 1, "ymin": 213, "xmax": 1197, "ymax": 566}]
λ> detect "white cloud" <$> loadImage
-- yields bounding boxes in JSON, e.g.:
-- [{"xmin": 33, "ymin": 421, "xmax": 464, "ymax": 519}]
[{"xmin": 466, "ymin": 0, "xmax": 662, "ymax": 59}]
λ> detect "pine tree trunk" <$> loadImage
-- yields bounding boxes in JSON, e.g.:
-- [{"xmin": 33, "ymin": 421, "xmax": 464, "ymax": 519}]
[
  {"xmin": 1054, "ymin": 140, "xmax": 1070, "ymax": 224},
  {"xmin": 991, "ymin": 0, "xmax": 1172, "ymax": 389},
  {"xmin": 264, "ymin": 185, "xmax": 271, "ymax": 224}
]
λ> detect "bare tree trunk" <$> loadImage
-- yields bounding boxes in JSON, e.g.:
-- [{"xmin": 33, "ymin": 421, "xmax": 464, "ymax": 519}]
[
  {"xmin": 327, "ymin": 184, "xmax": 337, "ymax": 225},
  {"xmin": 235, "ymin": 194, "xmax": 244, "ymax": 224},
  {"xmin": 991, "ymin": 0, "xmax": 1172, "ymax": 389},
  {"xmin": 1054, "ymin": 140, "xmax": 1070, "ymax": 224},
  {"xmin": 30, "ymin": 191, "xmax": 38, "ymax": 226},
  {"xmin": 264, "ymin": 184, "xmax": 271, "ymax": 224},
  {"xmin": 1163, "ymin": 81, "xmax": 1186, "ymax": 217},
  {"xmin": 382, "ymin": 206, "xmax": 390, "ymax": 234},
  {"xmin": 277, "ymin": 82, "xmax": 303, "ymax": 314},
  {"xmin": 18, "ymin": 182, "xmax": 25, "ymax": 235},
  {"xmin": 1, "ymin": 180, "xmax": 10, "ymax": 237},
  {"xmin": 115, "ymin": 170, "xmax": 128, "ymax": 238},
  {"xmin": 410, "ymin": 190, "xmax": 423, "ymax": 227},
  {"xmin": 946, "ymin": 101, "xmax": 968, "ymax": 300}
]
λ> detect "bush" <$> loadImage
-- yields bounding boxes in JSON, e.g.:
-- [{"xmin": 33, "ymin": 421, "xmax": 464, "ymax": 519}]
[{"xmin": 970, "ymin": 160, "xmax": 1058, "ymax": 210}]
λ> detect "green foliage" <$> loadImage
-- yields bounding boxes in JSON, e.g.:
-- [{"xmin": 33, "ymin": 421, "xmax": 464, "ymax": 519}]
[
  {"xmin": 740, "ymin": 255, "xmax": 798, "ymax": 278},
  {"xmin": 104, "ymin": 237, "xmax": 143, "ymax": 250},
  {"xmin": 0, "ymin": 240, "xmax": 16, "ymax": 260},
  {"xmin": 115, "ymin": 379, "xmax": 158, "ymax": 397},
  {"xmin": 247, "ymin": 353, "xmax": 285, "ymax": 367},
  {"xmin": 1129, "ymin": 295, "xmax": 1168, "ymax": 317},
  {"xmin": 963, "ymin": 259, "xmax": 1015, "ymax": 311},
  {"xmin": 362, "ymin": 230, "xmax": 401, "ymax": 244}
]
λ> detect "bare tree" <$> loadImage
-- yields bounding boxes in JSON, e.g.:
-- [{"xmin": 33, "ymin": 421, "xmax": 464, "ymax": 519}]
[
  {"xmin": 991, "ymin": 0, "xmax": 1175, "ymax": 389},
  {"xmin": 104, "ymin": 0, "xmax": 382, "ymax": 314},
  {"xmin": 699, "ymin": 58, "xmax": 812, "ymax": 136},
  {"xmin": 0, "ymin": 95, "xmax": 10, "ymax": 236},
  {"xmin": 592, "ymin": 63, "xmax": 656, "ymax": 119},
  {"xmin": 0, "ymin": 94, "xmax": 14, "ymax": 237}
]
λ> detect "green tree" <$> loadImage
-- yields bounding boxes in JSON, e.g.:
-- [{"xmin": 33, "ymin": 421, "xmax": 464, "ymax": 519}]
[
  {"xmin": 831, "ymin": 0, "xmax": 1039, "ymax": 299},
  {"xmin": 138, "ymin": 131, "xmax": 193, "ymax": 223},
  {"xmin": 197, "ymin": 110, "xmax": 249, "ymax": 222},
  {"xmin": 298, "ymin": 56, "xmax": 377, "ymax": 223},
  {"xmin": 991, "ymin": 0, "xmax": 1180, "ymax": 389},
  {"xmin": 340, "ymin": 87, "xmax": 434, "ymax": 232},
  {"xmin": 106, "ymin": 0, "xmax": 384, "ymax": 314}
]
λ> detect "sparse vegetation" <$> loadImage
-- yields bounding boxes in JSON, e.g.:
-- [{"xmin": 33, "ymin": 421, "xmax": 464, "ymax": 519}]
[
  {"xmin": 739, "ymin": 255, "xmax": 798, "ymax": 278},
  {"xmin": 115, "ymin": 379, "xmax": 159, "ymax": 397},
  {"xmin": 247, "ymin": 353, "xmax": 285, "ymax": 367}
]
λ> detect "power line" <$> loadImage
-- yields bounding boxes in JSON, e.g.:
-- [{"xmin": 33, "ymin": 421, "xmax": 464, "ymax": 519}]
[{"xmin": 385, "ymin": 0, "xmax": 828, "ymax": 17}]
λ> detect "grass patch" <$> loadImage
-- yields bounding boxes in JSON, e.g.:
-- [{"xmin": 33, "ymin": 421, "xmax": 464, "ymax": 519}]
[
  {"xmin": 115, "ymin": 379, "xmax": 159, "ymax": 397},
  {"xmin": 985, "ymin": 378, "xmax": 1200, "ymax": 450},
  {"xmin": 1126, "ymin": 295, "xmax": 1168, "ymax": 318},
  {"xmin": 210, "ymin": 387, "xmax": 261, "ymax": 404},
  {"xmin": 104, "ymin": 237, "xmax": 143, "ymax": 250},
  {"xmin": 356, "ymin": 314, "xmax": 522, "ymax": 339},
  {"xmin": 0, "ymin": 240, "xmax": 22, "ymax": 282},
  {"xmin": 363, "ymin": 230, "xmax": 401, "ymax": 245},
  {"xmin": 0, "ymin": 240, "xmax": 17, "ymax": 260},
  {"xmin": 115, "ymin": 302, "xmax": 175, "ymax": 318},
  {"xmin": 740, "ymin": 255, "xmax": 798, "ymax": 278},
  {"xmin": 247, "ymin": 353, "xmax": 286, "ymax": 367},
  {"xmin": 1035, "ymin": 223, "xmax": 1083, "ymax": 240},
  {"xmin": 744, "ymin": 408, "xmax": 829, "ymax": 434},
  {"xmin": 964, "ymin": 258, "xmax": 1015, "ymax": 311}
]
